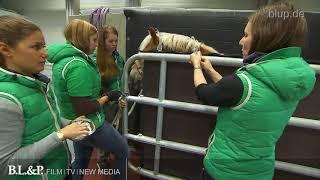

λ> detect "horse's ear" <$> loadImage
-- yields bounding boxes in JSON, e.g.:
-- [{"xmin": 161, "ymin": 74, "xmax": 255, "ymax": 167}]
[{"xmin": 148, "ymin": 27, "xmax": 159, "ymax": 44}]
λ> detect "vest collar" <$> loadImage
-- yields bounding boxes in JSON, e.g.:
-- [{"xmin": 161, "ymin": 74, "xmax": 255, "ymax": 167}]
[
  {"xmin": 238, "ymin": 47, "xmax": 302, "ymax": 72},
  {"xmin": 67, "ymin": 41, "xmax": 98, "ymax": 69},
  {"xmin": 256, "ymin": 47, "xmax": 301, "ymax": 63},
  {"xmin": 244, "ymin": 47, "xmax": 301, "ymax": 65},
  {"xmin": 243, "ymin": 52, "xmax": 266, "ymax": 65},
  {"xmin": 0, "ymin": 67, "xmax": 49, "ymax": 90}
]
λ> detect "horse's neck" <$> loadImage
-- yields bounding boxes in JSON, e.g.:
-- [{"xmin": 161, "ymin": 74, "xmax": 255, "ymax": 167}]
[{"xmin": 159, "ymin": 32, "xmax": 200, "ymax": 53}]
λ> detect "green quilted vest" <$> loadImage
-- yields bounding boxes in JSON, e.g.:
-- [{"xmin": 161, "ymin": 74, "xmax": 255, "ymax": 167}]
[
  {"xmin": 46, "ymin": 43, "xmax": 105, "ymax": 128},
  {"xmin": 0, "ymin": 68, "xmax": 70, "ymax": 180},
  {"xmin": 204, "ymin": 47, "xmax": 316, "ymax": 180}
]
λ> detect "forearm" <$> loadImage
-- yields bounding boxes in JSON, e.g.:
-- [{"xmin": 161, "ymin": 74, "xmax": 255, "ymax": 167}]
[
  {"xmin": 0, "ymin": 98, "xmax": 63, "ymax": 176},
  {"xmin": 71, "ymin": 96, "xmax": 101, "ymax": 116},
  {"xmin": 206, "ymin": 68, "xmax": 223, "ymax": 83},
  {"xmin": 1, "ymin": 133, "xmax": 62, "ymax": 176},
  {"xmin": 194, "ymin": 68, "xmax": 207, "ymax": 87},
  {"xmin": 195, "ymin": 75, "xmax": 244, "ymax": 106}
]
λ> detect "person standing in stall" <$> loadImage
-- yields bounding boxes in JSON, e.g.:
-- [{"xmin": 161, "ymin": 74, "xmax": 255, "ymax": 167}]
[
  {"xmin": 189, "ymin": 2, "xmax": 316, "ymax": 180},
  {"xmin": 46, "ymin": 19, "xmax": 128, "ymax": 180},
  {"xmin": 0, "ymin": 15, "xmax": 90, "ymax": 180},
  {"xmin": 94, "ymin": 25, "xmax": 127, "ymax": 169}
]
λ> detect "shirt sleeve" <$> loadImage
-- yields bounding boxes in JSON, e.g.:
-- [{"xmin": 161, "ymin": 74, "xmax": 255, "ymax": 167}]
[
  {"xmin": 195, "ymin": 74, "xmax": 244, "ymax": 107},
  {"xmin": 0, "ymin": 98, "xmax": 62, "ymax": 177},
  {"xmin": 70, "ymin": 96, "xmax": 100, "ymax": 116},
  {"xmin": 65, "ymin": 61, "xmax": 94, "ymax": 97}
]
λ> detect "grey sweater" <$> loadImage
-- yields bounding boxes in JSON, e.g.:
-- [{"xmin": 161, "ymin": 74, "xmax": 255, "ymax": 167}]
[{"xmin": 0, "ymin": 97, "xmax": 63, "ymax": 177}]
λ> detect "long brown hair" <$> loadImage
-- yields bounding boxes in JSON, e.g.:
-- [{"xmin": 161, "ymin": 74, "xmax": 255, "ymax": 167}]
[
  {"xmin": 96, "ymin": 25, "xmax": 119, "ymax": 81},
  {"xmin": 64, "ymin": 19, "xmax": 97, "ymax": 54},
  {"xmin": 0, "ymin": 15, "xmax": 40, "ymax": 68},
  {"xmin": 248, "ymin": 2, "xmax": 307, "ymax": 54}
]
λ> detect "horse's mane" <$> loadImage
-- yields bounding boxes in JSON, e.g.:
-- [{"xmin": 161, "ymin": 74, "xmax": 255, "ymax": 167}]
[
  {"xmin": 139, "ymin": 35, "xmax": 152, "ymax": 51},
  {"xmin": 138, "ymin": 31, "xmax": 201, "ymax": 53},
  {"xmin": 158, "ymin": 32, "xmax": 201, "ymax": 53}
]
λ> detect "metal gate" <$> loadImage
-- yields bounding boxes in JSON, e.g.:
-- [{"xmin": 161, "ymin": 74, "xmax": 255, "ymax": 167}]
[{"xmin": 122, "ymin": 52, "xmax": 320, "ymax": 179}]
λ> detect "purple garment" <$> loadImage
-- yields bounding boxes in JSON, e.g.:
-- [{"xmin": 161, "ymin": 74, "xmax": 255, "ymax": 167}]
[{"xmin": 90, "ymin": 7, "xmax": 109, "ymax": 30}]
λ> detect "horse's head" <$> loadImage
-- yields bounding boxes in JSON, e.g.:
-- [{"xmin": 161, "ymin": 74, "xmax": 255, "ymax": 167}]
[
  {"xmin": 130, "ymin": 28, "xmax": 159, "ymax": 95},
  {"xmin": 130, "ymin": 27, "xmax": 222, "ymax": 94},
  {"xmin": 139, "ymin": 27, "xmax": 160, "ymax": 52}
]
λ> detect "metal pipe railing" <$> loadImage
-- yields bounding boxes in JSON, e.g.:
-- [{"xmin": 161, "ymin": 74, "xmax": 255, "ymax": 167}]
[
  {"xmin": 126, "ymin": 96, "xmax": 320, "ymax": 130},
  {"xmin": 127, "ymin": 96, "xmax": 219, "ymax": 114},
  {"xmin": 126, "ymin": 133, "xmax": 320, "ymax": 178},
  {"xmin": 275, "ymin": 161, "xmax": 320, "ymax": 178},
  {"xmin": 122, "ymin": 52, "xmax": 320, "ymax": 179},
  {"xmin": 288, "ymin": 116, "xmax": 320, "ymax": 130},
  {"xmin": 126, "ymin": 134, "xmax": 207, "ymax": 155},
  {"xmin": 154, "ymin": 60, "xmax": 167, "ymax": 174}
]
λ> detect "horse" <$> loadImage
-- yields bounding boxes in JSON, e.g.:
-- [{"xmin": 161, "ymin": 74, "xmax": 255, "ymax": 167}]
[{"xmin": 128, "ymin": 27, "xmax": 221, "ymax": 95}]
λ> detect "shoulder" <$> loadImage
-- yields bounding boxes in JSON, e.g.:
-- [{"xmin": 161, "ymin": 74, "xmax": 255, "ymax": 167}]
[
  {"xmin": 63, "ymin": 57, "xmax": 89, "ymax": 69},
  {"xmin": 61, "ymin": 57, "xmax": 90, "ymax": 79},
  {"xmin": 0, "ymin": 93, "xmax": 23, "ymax": 113}
]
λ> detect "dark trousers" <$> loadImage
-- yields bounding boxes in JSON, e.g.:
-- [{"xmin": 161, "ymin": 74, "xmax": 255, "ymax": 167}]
[{"xmin": 72, "ymin": 121, "xmax": 129, "ymax": 180}]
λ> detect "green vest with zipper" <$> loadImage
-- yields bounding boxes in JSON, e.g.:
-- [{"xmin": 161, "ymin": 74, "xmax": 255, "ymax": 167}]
[
  {"xmin": 46, "ymin": 43, "xmax": 105, "ymax": 128},
  {"xmin": 0, "ymin": 68, "xmax": 69, "ymax": 180},
  {"xmin": 203, "ymin": 47, "xmax": 316, "ymax": 180}
]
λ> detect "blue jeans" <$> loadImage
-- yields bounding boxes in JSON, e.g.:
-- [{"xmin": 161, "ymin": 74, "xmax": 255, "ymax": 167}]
[{"xmin": 72, "ymin": 121, "xmax": 129, "ymax": 180}]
